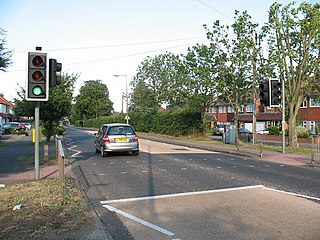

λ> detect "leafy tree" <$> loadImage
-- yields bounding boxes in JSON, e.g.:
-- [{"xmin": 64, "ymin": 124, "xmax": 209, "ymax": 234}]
[
  {"xmin": 184, "ymin": 43, "xmax": 220, "ymax": 132},
  {"xmin": 14, "ymin": 72, "xmax": 77, "ymax": 141},
  {"xmin": 265, "ymin": 2, "xmax": 320, "ymax": 147},
  {"xmin": 204, "ymin": 10, "xmax": 258, "ymax": 141},
  {"xmin": 72, "ymin": 80, "xmax": 113, "ymax": 122},
  {"xmin": 130, "ymin": 80, "xmax": 158, "ymax": 112},
  {"xmin": 0, "ymin": 28, "xmax": 13, "ymax": 71}
]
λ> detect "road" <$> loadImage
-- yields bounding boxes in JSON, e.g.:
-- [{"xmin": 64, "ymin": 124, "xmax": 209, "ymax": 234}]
[{"xmin": 64, "ymin": 126, "xmax": 320, "ymax": 240}]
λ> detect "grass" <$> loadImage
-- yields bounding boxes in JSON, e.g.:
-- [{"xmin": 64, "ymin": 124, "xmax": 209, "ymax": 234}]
[{"xmin": 0, "ymin": 178, "xmax": 93, "ymax": 240}]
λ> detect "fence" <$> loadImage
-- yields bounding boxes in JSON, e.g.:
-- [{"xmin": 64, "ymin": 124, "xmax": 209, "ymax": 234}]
[{"xmin": 55, "ymin": 135, "xmax": 66, "ymax": 205}]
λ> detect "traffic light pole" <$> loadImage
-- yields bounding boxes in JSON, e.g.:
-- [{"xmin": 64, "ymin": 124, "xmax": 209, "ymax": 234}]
[{"xmin": 35, "ymin": 102, "xmax": 40, "ymax": 180}]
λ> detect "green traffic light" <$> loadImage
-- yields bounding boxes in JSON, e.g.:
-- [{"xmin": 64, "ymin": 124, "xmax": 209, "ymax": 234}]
[{"xmin": 32, "ymin": 86, "xmax": 43, "ymax": 96}]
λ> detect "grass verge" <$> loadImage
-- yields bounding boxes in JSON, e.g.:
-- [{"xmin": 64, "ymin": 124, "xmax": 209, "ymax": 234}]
[{"xmin": 0, "ymin": 178, "xmax": 93, "ymax": 240}]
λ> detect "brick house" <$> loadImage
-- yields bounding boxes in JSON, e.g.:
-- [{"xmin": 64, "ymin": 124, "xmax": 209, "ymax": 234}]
[
  {"xmin": 208, "ymin": 97, "xmax": 320, "ymax": 133},
  {"xmin": 0, "ymin": 93, "xmax": 15, "ymax": 123}
]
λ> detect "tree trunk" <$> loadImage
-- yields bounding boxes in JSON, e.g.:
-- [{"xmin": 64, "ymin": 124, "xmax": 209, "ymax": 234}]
[
  {"xmin": 288, "ymin": 103, "xmax": 299, "ymax": 147},
  {"xmin": 234, "ymin": 108, "xmax": 239, "ymax": 143}
]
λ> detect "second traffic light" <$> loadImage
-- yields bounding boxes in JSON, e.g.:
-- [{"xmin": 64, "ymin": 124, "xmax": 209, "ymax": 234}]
[
  {"xmin": 270, "ymin": 79, "xmax": 282, "ymax": 106},
  {"xmin": 49, "ymin": 58, "xmax": 62, "ymax": 87}
]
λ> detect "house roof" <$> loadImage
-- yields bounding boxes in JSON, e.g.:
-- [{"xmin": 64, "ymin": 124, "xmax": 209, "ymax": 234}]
[{"xmin": 0, "ymin": 94, "xmax": 14, "ymax": 107}]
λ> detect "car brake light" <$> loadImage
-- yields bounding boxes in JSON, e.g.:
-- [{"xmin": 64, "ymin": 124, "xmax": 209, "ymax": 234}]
[
  {"xmin": 103, "ymin": 134, "xmax": 110, "ymax": 143},
  {"xmin": 134, "ymin": 134, "xmax": 138, "ymax": 142}
]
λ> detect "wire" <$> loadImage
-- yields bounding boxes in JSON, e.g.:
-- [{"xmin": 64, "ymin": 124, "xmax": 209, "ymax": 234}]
[
  {"xmin": 66, "ymin": 40, "xmax": 209, "ymax": 66},
  {"xmin": 197, "ymin": 0, "xmax": 234, "ymax": 21},
  {"xmin": 43, "ymin": 36, "xmax": 206, "ymax": 52}
]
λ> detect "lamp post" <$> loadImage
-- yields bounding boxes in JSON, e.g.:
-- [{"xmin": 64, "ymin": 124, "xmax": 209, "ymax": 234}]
[{"xmin": 114, "ymin": 74, "xmax": 129, "ymax": 124}]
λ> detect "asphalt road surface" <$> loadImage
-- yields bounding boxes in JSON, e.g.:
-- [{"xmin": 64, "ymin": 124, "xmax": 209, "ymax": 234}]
[{"xmin": 63, "ymin": 126, "xmax": 320, "ymax": 240}]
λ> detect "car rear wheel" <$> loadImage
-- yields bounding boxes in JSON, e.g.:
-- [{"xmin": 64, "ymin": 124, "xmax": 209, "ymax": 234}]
[
  {"xmin": 132, "ymin": 150, "xmax": 139, "ymax": 156},
  {"xmin": 100, "ymin": 146, "xmax": 107, "ymax": 157}
]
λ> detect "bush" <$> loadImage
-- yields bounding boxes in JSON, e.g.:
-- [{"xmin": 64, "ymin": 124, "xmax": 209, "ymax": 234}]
[
  {"xmin": 56, "ymin": 125, "xmax": 65, "ymax": 135},
  {"xmin": 296, "ymin": 126, "xmax": 311, "ymax": 138},
  {"xmin": 81, "ymin": 109, "xmax": 203, "ymax": 137},
  {"xmin": 17, "ymin": 130, "xmax": 29, "ymax": 136},
  {"xmin": 268, "ymin": 126, "xmax": 280, "ymax": 135}
]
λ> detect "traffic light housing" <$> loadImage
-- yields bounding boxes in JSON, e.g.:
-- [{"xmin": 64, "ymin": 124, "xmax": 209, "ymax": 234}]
[
  {"xmin": 49, "ymin": 58, "xmax": 62, "ymax": 87},
  {"xmin": 259, "ymin": 80, "xmax": 269, "ymax": 107},
  {"xmin": 270, "ymin": 79, "xmax": 281, "ymax": 106},
  {"xmin": 26, "ymin": 52, "xmax": 48, "ymax": 101}
]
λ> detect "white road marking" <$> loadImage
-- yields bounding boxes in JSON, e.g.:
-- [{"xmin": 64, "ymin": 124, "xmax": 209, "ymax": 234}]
[
  {"xmin": 103, "ymin": 204, "xmax": 175, "ymax": 237},
  {"xmin": 100, "ymin": 185, "xmax": 265, "ymax": 205},
  {"xmin": 263, "ymin": 187, "xmax": 320, "ymax": 201}
]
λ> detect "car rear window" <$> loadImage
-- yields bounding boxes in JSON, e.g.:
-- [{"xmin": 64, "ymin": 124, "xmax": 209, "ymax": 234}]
[{"xmin": 107, "ymin": 126, "xmax": 135, "ymax": 135}]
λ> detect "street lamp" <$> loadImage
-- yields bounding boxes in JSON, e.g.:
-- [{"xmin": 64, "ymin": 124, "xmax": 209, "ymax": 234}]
[{"xmin": 114, "ymin": 74, "xmax": 129, "ymax": 124}]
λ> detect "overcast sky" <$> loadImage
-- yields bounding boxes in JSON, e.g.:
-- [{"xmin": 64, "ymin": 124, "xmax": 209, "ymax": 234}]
[{"xmin": 0, "ymin": 0, "xmax": 314, "ymax": 111}]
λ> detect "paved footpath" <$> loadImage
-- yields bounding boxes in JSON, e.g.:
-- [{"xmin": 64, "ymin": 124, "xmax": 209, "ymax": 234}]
[
  {"xmin": 138, "ymin": 133, "xmax": 316, "ymax": 167},
  {"xmin": 0, "ymin": 134, "xmax": 71, "ymax": 184}
]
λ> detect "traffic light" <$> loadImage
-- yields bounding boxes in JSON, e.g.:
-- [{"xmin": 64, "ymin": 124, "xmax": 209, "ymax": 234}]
[
  {"xmin": 49, "ymin": 59, "xmax": 62, "ymax": 87},
  {"xmin": 26, "ymin": 52, "xmax": 48, "ymax": 101},
  {"xmin": 270, "ymin": 79, "xmax": 282, "ymax": 106},
  {"xmin": 259, "ymin": 80, "xmax": 269, "ymax": 107}
]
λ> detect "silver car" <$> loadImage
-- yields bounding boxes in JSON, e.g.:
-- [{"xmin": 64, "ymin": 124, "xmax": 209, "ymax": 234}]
[{"xmin": 94, "ymin": 123, "xmax": 139, "ymax": 157}]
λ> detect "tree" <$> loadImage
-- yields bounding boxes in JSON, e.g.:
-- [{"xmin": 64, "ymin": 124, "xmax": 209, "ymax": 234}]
[
  {"xmin": 0, "ymin": 28, "xmax": 13, "ymax": 71},
  {"xmin": 204, "ymin": 10, "xmax": 258, "ymax": 142},
  {"xmin": 183, "ymin": 43, "xmax": 220, "ymax": 132},
  {"xmin": 72, "ymin": 80, "xmax": 113, "ymax": 122},
  {"xmin": 265, "ymin": 2, "xmax": 320, "ymax": 147},
  {"xmin": 131, "ymin": 52, "xmax": 188, "ymax": 111},
  {"xmin": 130, "ymin": 80, "xmax": 159, "ymax": 113},
  {"xmin": 14, "ymin": 72, "xmax": 78, "ymax": 141}
]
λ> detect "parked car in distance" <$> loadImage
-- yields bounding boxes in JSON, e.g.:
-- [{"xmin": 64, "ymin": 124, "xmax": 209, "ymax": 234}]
[
  {"xmin": 94, "ymin": 123, "xmax": 139, "ymax": 157},
  {"xmin": 257, "ymin": 128, "xmax": 269, "ymax": 135},
  {"xmin": 3, "ymin": 122, "xmax": 25, "ymax": 132},
  {"xmin": 0, "ymin": 123, "xmax": 4, "ymax": 136},
  {"xmin": 238, "ymin": 128, "xmax": 253, "ymax": 142},
  {"xmin": 212, "ymin": 125, "xmax": 224, "ymax": 136},
  {"xmin": 21, "ymin": 122, "xmax": 32, "ymax": 130}
]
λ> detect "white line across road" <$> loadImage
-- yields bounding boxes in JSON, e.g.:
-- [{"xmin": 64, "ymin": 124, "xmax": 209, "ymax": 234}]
[
  {"xmin": 101, "ymin": 185, "xmax": 265, "ymax": 239},
  {"xmin": 101, "ymin": 185, "xmax": 320, "ymax": 239},
  {"xmin": 100, "ymin": 185, "xmax": 265, "ymax": 205}
]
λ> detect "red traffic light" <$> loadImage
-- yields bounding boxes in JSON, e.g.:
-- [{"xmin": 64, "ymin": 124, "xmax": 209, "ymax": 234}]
[{"xmin": 32, "ymin": 56, "xmax": 45, "ymax": 67}]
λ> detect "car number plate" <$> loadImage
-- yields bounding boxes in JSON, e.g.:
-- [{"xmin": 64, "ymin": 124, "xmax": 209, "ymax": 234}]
[{"xmin": 116, "ymin": 137, "xmax": 129, "ymax": 143}]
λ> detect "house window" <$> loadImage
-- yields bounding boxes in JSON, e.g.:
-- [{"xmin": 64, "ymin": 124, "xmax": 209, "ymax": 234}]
[
  {"xmin": 228, "ymin": 106, "xmax": 234, "ymax": 113},
  {"xmin": 240, "ymin": 105, "xmax": 245, "ymax": 112},
  {"xmin": 311, "ymin": 121, "xmax": 315, "ymax": 133},
  {"xmin": 219, "ymin": 106, "xmax": 226, "ymax": 113},
  {"xmin": 310, "ymin": 97, "xmax": 320, "ymax": 107},
  {"xmin": 246, "ymin": 104, "xmax": 253, "ymax": 113},
  {"xmin": 302, "ymin": 121, "xmax": 307, "ymax": 129},
  {"xmin": 300, "ymin": 100, "xmax": 307, "ymax": 108},
  {"xmin": 211, "ymin": 107, "xmax": 217, "ymax": 113}
]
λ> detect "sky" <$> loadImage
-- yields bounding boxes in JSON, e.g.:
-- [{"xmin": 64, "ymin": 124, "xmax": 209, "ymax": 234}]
[{"xmin": 0, "ymin": 0, "xmax": 316, "ymax": 112}]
